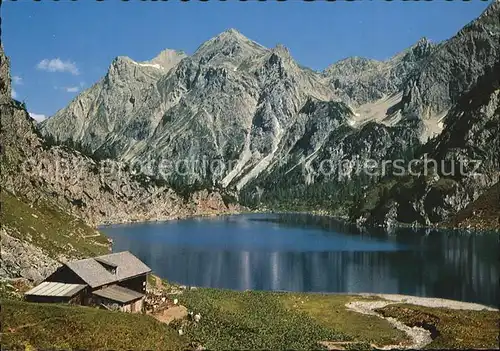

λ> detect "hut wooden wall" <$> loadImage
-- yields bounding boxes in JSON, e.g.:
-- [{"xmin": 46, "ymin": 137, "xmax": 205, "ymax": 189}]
[{"xmin": 118, "ymin": 274, "xmax": 148, "ymax": 293}]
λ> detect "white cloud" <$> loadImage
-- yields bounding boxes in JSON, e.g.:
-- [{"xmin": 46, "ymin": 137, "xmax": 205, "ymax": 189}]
[
  {"xmin": 29, "ymin": 112, "xmax": 47, "ymax": 123},
  {"xmin": 53, "ymin": 85, "xmax": 81, "ymax": 93},
  {"xmin": 36, "ymin": 58, "xmax": 80, "ymax": 75},
  {"xmin": 11, "ymin": 88, "xmax": 17, "ymax": 99},
  {"xmin": 12, "ymin": 75, "xmax": 23, "ymax": 85},
  {"xmin": 65, "ymin": 86, "xmax": 79, "ymax": 93}
]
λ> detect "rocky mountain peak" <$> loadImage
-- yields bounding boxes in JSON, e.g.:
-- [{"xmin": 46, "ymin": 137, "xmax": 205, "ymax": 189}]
[
  {"xmin": 397, "ymin": 36, "xmax": 435, "ymax": 62},
  {"xmin": 270, "ymin": 44, "xmax": 294, "ymax": 63},
  {"xmin": 105, "ymin": 50, "xmax": 184, "ymax": 84},
  {"xmin": 400, "ymin": 1, "xmax": 500, "ymax": 119},
  {"xmin": 198, "ymin": 28, "xmax": 258, "ymax": 50},
  {"xmin": 216, "ymin": 28, "xmax": 249, "ymax": 41},
  {"xmin": 272, "ymin": 44, "xmax": 290, "ymax": 55},
  {"xmin": 147, "ymin": 49, "xmax": 187, "ymax": 71},
  {"xmin": 106, "ymin": 56, "xmax": 139, "ymax": 80},
  {"xmin": 193, "ymin": 29, "xmax": 267, "ymax": 67},
  {"xmin": 323, "ymin": 56, "xmax": 381, "ymax": 76},
  {"xmin": 413, "ymin": 37, "xmax": 433, "ymax": 51}
]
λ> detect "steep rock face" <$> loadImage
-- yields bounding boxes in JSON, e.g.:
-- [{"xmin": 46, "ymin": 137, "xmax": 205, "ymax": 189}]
[
  {"xmin": 353, "ymin": 61, "xmax": 500, "ymax": 227},
  {"xmin": 0, "ymin": 42, "xmax": 11, "ymax": 105},
  {"xmin": 39, "ymin": 54, "xmax": 178, "ymax": 156},
  {"xmin": 325, "ymin": 2, "xmax": 499, "ymax": 142},
  {"xmin": 146, "ymin": 49, "xmax": 187, "ymax": 71},
  {"xmin": 1, "ymin": 47, "xmax": 95, "ymax": 281},
  {"xmin": 241, "ymin": 99, "xmax": 358, "ymax": 188},
  {"xmin": 324, "ymin": 38, "xmax": 435, "ymax": 107},
  {"xmin": 445, "ymin": 182, "xmax": 500, "ymax": 230},
  {"xmin": 401, "ymin": 0, "xmax": 500, "ymax": 120},
  {"xmin": 426, "ymin": 62, "xmax": 500, "ymax": 177}
]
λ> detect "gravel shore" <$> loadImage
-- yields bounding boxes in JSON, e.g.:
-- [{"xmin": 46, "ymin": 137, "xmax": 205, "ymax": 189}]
[
  {"xmin": 355, "ymin": 293, "xmax": 498, "ymax": 311},
  {"xmin": 345, "ymin": 293, "xmax": 498, "ymax": 350}
]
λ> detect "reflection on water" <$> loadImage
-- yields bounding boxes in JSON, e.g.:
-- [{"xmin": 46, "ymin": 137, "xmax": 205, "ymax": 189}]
[{"xmin": 101, "ymin": 213, "xmax": 499, "ymax": 307}]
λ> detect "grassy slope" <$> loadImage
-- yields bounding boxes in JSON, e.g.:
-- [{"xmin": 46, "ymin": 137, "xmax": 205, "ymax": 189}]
[
  {"xmin": 177, "ymin": 288, "xmax": 406, "ymax": 350},
  {"xmin": 1, "ymin": 299, "xmax": 188, "ymax": 351},
  {"xmin": 2, "ymin": 274, "xmax": 498, "ymax": 350},
  {"xmin": 1, "ymin": 191, "xmax": 109, "ymax": 259},
  {"xmin": 280, "ymin": 293, "xmax": 407, "ymax": 347},
  {"xmin": 157, "ymin": 278, "xmax": 499, "ymax": 351},
  {"xmin": 378, "ymin": 304, "xmax": 500, "ymax": 350}
]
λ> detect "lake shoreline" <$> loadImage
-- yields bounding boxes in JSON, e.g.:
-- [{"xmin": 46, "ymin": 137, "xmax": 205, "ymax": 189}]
[
  {"xmin": 102, "ymin": 214, "xmax": 499, "ymax": 308},
  {"xmin": 97, "ymin": 208, "xmax": 500, "ymax": 234},
  {"xmin": 97, "ymin": 209, "xmax": 251, "ymax": 228}
]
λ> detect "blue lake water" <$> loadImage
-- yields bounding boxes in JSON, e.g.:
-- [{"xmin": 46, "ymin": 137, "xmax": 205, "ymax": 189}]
[{"xmin": 100, "ymin": 213, "xmax": 499, "ymax": 307}]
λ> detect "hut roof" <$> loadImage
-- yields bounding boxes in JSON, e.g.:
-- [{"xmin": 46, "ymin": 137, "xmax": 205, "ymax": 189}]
[
  {"xmin": 92, "ymin": 285, "xmax": 144, "ymax": 304},
  {"xmin": 25, "ymin": 282, "xmax": 86, "ymax": 298},
  {"xmin": 65, "ymin": 251, "xmax": 151, "ymax": 288}
]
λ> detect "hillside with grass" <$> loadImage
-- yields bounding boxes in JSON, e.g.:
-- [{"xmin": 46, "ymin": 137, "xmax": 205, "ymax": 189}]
[
  {"xmin": 178, "ymin": 289, "xmax": 404, "ymax": 350},
  {"xmin": 1, "ymin": 191, "xmax": 109, "ymax": 258},
  {"xmin": 0, "ymin": 190, "xmax": 110, "ymax": 282},
  {"xmin": 1, "ymin": 299, "xmax": 188, "ymax": 351},
  {"xmin": 2, "ymin": 280, "xmax": 499, "ymax": 351}
]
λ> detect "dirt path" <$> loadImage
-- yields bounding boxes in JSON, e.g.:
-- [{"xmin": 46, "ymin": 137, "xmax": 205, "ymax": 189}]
[
  {"xmin": 346, "ymin": 299, "xmax": 432, "ymax": 350},
  {"xmin": 344, "ymin": 294, "xmax": 498, "ymax": 350},
  {"xmin": 151, "ymin": 305, "xmax": 188, "ymax": 324}
]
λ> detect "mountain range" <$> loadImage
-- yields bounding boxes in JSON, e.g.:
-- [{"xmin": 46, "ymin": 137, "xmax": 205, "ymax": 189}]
[{"xmin": 10, "ymin": 0, "xmax": 500, "ymax": 230}]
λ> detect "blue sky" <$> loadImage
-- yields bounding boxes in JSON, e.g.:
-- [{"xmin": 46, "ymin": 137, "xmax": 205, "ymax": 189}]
[{"xmin": 3, "ymin": 0, "xmax": 492, "ymax": 120}]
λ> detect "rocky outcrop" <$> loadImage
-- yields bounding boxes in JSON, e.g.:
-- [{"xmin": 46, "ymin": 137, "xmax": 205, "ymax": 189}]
[
  {"xmin": 0, "ymin": 41, "xmax": 11, "ymax": 105},
  {"xmin": 352, "ymin": 61, "xmax": 500, "ymax": 227},
  {"xmin": 0, "ymin": 230, "xmax": 60, "ymax": 283},
  {"xmin": 445, "ymin": 182, "xmax": 500, "ymax": 230}
]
